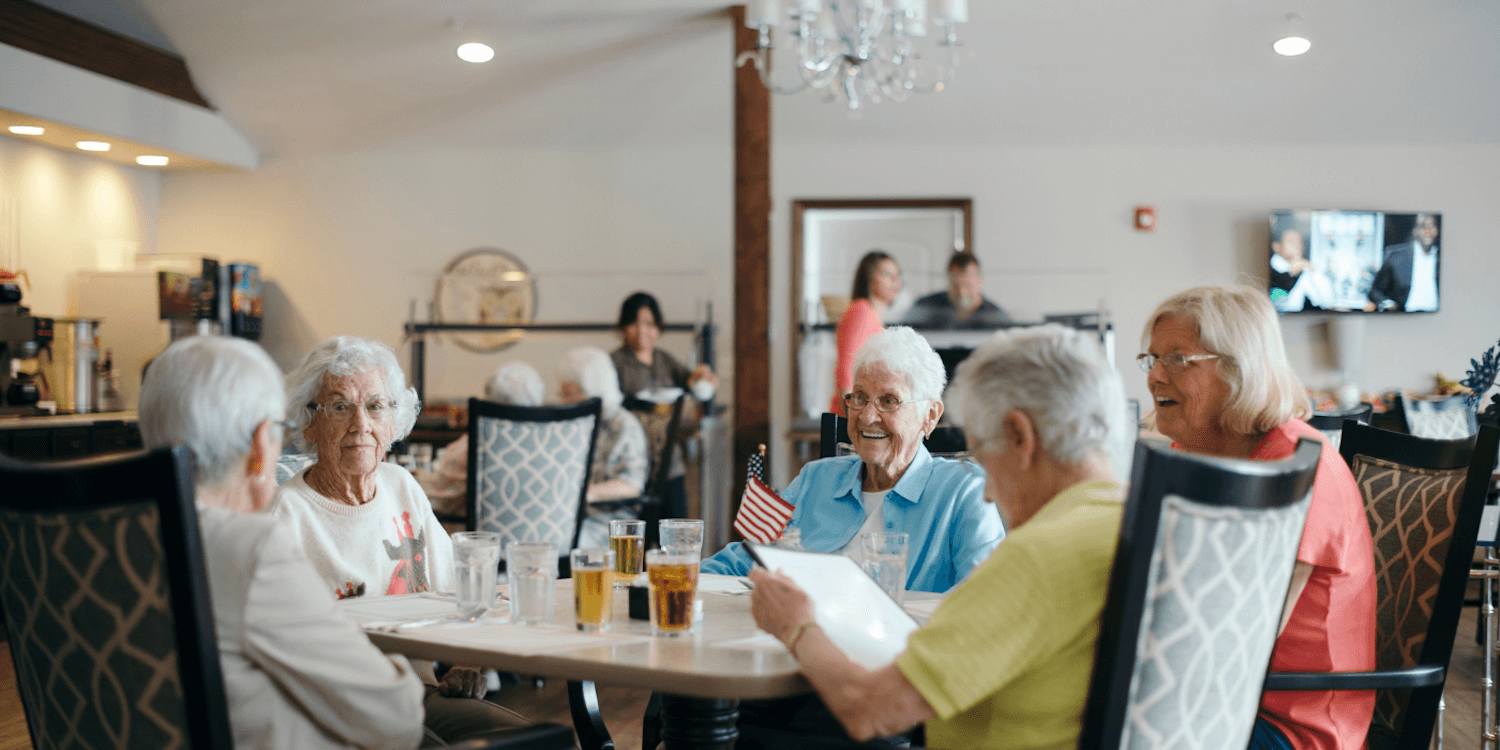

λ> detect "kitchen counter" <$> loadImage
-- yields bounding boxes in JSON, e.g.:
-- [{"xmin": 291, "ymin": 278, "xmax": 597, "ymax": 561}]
[
  {"xmin": 0, "ymin": 411, "xmax": 137, "ymax": 429},
  {"xmin": 0, "ymin": 412, "xmax": 141, "ymax": 460}
]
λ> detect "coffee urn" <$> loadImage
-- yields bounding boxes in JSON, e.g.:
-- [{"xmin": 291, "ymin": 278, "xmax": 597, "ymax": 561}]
[{"xmin": 38, "ymin": 318, "xmax": 103, "ymax": 414}]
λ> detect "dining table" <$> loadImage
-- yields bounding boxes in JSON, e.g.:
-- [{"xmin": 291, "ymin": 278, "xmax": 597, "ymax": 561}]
[{"xmin": 339, "ymin": 574, "xmax": 945, "ymax": 750}]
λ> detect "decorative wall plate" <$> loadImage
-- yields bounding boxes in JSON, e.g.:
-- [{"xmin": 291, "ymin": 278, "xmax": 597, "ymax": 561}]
[{"xmin": 432, "ymin": 248, "xmax": 537, "ymax": 352}]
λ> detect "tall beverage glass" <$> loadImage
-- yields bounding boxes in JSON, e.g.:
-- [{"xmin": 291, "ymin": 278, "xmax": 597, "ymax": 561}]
[
  {"xmin": 506, "ymin": 541, "xmax": 557, "ymax": 625},
  {"xmin": 647, "ymin": 549, "xmax": 699, "ymax": 636},
  {"xmin": 861, "ymin": 532, "xmax": 909, "ymax": 605},
  {"xmin": 609, "ymin": 519, "xmax": 645, "ymax": 588},
  {"xmin": 570, "ymin": 548, "xmax": 615, "ymax": 632},
  {"xmin": 658, "ymin": 519, "xmax": 704, "ymax": 557},
  {"xmin": 451, "ymin": 531, "xmax": 501, "ymax": 620}
]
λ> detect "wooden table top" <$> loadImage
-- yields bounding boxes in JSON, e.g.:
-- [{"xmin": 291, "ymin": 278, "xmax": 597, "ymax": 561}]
[{"xmin": 342, "ymin": 574, "xmax": 944, "ymax": 701}]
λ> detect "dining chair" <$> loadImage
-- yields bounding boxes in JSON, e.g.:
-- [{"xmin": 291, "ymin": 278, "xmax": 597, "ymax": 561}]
[
  {"xmin": 1078, "ymin": 437, "xmax": 1322, "ymax": 750},
  {"xmin": 596, "ymin": 393, "xmax": 686, "ymax": 544},
  {"xmin": 1262, "ymin": 422, "xmax": 1500, "ymax": 750},
  {"xmin": 466, "ymin": 397, "xmax": 602, "ymax": 560},
  {"xmin": 1306, "ymin": 402, "xmax": 1373, "ymax": 451},
  {"xmin": 817, "ymin": 413, "xmax": 968, "ymax": 459},
  {"xmin": 0, "ymin": 446, "xmax": 235, "ymax": 750},
  {"xmin": 1400, "ymin": 393, "xmax": 1479, "ymax": 440}
]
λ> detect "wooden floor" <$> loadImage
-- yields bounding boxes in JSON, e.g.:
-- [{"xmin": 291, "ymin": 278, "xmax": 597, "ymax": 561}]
[{"xmin": 1, "ymin": 608, "xmax": 1495, "ymax": 750}]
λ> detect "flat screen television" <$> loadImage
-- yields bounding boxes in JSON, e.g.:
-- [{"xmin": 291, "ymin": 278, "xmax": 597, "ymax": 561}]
[{"xmin": 1268, "ymin": 210, "xmax": 1441, "ymax": 314}]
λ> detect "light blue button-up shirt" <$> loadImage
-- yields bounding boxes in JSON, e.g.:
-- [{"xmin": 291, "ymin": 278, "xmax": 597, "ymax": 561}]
[{"xmin": 701, "ymin": 445, "xmax": 1005, "ymax": 593}]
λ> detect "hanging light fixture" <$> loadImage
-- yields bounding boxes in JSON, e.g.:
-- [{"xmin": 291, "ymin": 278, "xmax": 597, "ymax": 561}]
[{"xmin": 737, "ymin": 0, "xmax": 967, "ymax": 113}]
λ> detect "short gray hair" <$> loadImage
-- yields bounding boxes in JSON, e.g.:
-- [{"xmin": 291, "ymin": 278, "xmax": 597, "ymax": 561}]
[
  {"xmin": 948, "ymin": 325, "xmax": 1128, "ymax": 467},
  {"xmin": 1142, "ymin": 285, "xmax": 1309, "ymax": 436},
  {"xmin": 139, "ymin": 336, "xmax": 287, "ymax": 489},
  {"xmin": 284, "ymin": 336, "xmax": 420, "ymax": 454},
  {"xmin": 557, "ymin": 347, "xmax": 623, "ymax": 413},
  {"xmin": 485, "ymin": 362, "xmax": 545, "ymax": 406},
  {"xmin": 852, "ymin": 326, "xmax": 946, "ymax": 402}
]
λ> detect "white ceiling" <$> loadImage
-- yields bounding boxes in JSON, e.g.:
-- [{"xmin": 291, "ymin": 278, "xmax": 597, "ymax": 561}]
[{"xmin": 90, "ymin": 0, "xmax": 1500, "ymax": 156}]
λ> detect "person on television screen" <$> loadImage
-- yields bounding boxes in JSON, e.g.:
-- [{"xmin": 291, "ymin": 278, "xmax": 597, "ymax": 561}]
[
  {"xmin": 900, "ymin": 252, "xmax": 1013, "ymax": 330},
  {"xmin": 1364, "ymin": 213, "xmax": 1440, "ymax": 312},
  {"xmin": 1268, "ymin": 225, "xmax": 1313, "ymax": 313}
]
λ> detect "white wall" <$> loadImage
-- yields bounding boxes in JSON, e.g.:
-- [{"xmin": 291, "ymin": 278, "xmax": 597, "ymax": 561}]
[
  {"xmin": 768, "ymin": 142, "xmax": 1500, "ymax": 485},
  {"xmin": 0, "ymin": 137, "xmax": 159, "ymax": 318},
  {"xmin": 155, "ymin": 145, "xmax": 734, "ymax": 402}
]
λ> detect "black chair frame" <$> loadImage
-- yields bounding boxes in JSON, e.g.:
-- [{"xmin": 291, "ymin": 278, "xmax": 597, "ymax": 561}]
[
  {"xmin": 466, "ymin": 396, "xmax": 603, "ymax": 564},
  {"xmin": 594, "ymin": 394, "xmax": 688, "ymax": 547},
  {"xmin": 0, "ymin": 446, "xmax": 234, "ymax": 750},
  {"xmin": 1078, "ymin": 437, "xmax": 1323, "ymax": 749},
  {"xmin": 1306, "ymin": 403, "xmax": 1373, "ymax": 433},
  {"xmin": 1262, "ymin": 422, "xmax": 1500, "ymax": 750}
]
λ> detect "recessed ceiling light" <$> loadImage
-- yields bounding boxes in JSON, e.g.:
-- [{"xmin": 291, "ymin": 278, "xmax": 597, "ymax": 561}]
[
  {"xmin": 77, "ymin": 141, "xmax": 111, "ymax": 152},
  {"xmin": 1273, "ymin": 36, "xmax": 1311, "ymax": 56},
  {"xmin": 137, "ymin": 155, "xmax": 170, "ymax": 166},
  {"xmin": 8, "ymin": 125, "xmax": 44, "ymax": 135},
  {"xmin": 457, "ymin": 42, "xmax": 494, "ymax": 63}
]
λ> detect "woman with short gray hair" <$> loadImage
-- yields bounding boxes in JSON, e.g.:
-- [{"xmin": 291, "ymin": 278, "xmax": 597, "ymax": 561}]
[
  {"xmin": 703, "ymin": 326, "xmax": 1003, "ymax": 594},
  {"xmin": 556, "ymin": 346, "xmax": 648, "ymax": 503},
  {"xmin": 140, "ymin": 336, "xmax": 425, "ymax": 750}
]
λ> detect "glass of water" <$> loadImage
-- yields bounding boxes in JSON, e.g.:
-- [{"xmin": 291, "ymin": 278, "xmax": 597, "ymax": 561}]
[
  {"xmin": 861, "ymin": 532, "xmax": 908, "ymax": 605},
  {"xmin": 506, "ymin": 541, "xmax": 557, "ymax": 626},
  {"xmin": 658, "ymin": 519, "xmax": 704, "ymax": 558},
  {"xmin": 451, "ymin": 531, "xmax": 501, "ymax": 621}
]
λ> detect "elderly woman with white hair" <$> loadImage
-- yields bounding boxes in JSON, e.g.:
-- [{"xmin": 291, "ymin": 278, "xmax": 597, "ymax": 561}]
[
  {"xmin": 703, "ymin": 326, "xmax": 1003, "ymax": 594},
  {"xmin": 422, "ymin": 361, "xmax": 546, "ymax": 517},
  {"xmin": 268, "ymin": 336, "xmax": 532, "ymax": 740},
  {"xmin": 139, "ymin": 336, "xmax": 425, "ymax": 750},
  {"xmin": 749, "ymin": 325, "xmax": 1129, "ymax": 749},
  {"xmin": 1140, "ymin": 286, "xmax": 1373, "ymax": 750},
  {"xmin": 557, "ymin": 346, "xmax": 649, "ymax": 503}
]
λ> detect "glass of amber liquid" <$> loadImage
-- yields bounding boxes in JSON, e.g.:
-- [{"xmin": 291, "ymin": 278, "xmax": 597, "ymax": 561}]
[
  {"xmin": 570, "ymin": 548, "xmax": 615, "ymax": 633},
  {"xmin": 609, "ymin": 519, "xmax": 645, "ymax": 588},
  {"xmin": 647, "ymin": 549, "xmax": 699, "ymax": 637}
]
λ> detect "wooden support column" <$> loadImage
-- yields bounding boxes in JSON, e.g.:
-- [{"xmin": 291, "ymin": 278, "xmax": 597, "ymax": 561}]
[{"xmin": 731, "ymin": 4, "xmax": 771, "ymax": 540}]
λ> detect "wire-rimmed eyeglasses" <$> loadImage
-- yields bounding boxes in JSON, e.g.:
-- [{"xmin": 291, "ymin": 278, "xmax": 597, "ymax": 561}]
[
  {"xmin": 1136, "ymin": 352, "xmax": 1220, "ymax": 374},
  {"xmin": 308, "ymin": 397, "xmax": 396, "ymax": 422},
  {"xmin": 843, "ymin": 392, "xmax": 928, "ymax": 413}
]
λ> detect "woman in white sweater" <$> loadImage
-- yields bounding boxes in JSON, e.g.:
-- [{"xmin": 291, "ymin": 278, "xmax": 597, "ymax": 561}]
[{"xmin": 138, "ymin": 335, "xmax": 425, "ymax": 750}]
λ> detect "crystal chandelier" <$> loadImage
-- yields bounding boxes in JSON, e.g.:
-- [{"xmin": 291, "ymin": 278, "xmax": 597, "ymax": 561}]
[{"xmin": 738, "ymin": 0, "xmax": 968, "ymax": 112}]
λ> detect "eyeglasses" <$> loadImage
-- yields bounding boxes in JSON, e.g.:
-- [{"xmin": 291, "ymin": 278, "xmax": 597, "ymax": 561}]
[
  {"xmin": 843, "ymin": 392, "xmax": 926, "ymax": 413},
  {"xmin": 309, "ymin": 397, "xmax": 395, "ymax": 422},
  {"xmin": 1136, "ymin": 352, "xmax": 1220, "ymax": 374}
]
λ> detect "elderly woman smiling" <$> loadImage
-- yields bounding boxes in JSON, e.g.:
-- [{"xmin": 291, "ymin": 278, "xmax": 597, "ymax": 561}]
[
  {"xmin": 139, "ymin": 336, "xmax": 425, "ymax": 750},
  {"xmin": 1142, "ymin": 286, "xmax": 1375, "ymax": 750},
  {"xmin": 702, "ymin": 326, "xmax": 1003, "ymax": 594}
]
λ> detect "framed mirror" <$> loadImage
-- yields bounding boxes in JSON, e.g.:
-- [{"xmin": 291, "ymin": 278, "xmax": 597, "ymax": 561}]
[{"xmin": 790, "ymin": 198, "xmax": 972, "ymax": 422}]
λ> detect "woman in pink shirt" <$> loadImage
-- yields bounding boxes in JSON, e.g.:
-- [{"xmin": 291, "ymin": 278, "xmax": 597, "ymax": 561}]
[
  {"xmin": 1139, "ymin": 285, "xmax": 1375, "ymax": 750},
  {"xmin": 831, "ymin": 251, "xmax": 902, "ymax": 414}
]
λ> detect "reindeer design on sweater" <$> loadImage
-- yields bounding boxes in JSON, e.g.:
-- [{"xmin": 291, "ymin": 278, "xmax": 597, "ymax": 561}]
[{"xmin": 382, "ymin": 511, "xmax": 430, "ymax": 595}]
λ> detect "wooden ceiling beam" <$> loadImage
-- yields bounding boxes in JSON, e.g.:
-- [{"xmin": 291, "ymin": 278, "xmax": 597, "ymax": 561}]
[{"xmin": 0, "ymin": 0, "xmax": 212, "ymax": 109}]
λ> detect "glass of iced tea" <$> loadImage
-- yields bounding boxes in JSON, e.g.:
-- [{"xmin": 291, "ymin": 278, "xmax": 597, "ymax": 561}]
[
  {"xmin": 570, "ymin": 548, "xmax": 615, "ymax": 632},
  {"xmin": 647, "ymin": 549, "xmax": 699, "ymax": 637},
  {"xmin": 609, "ymin": 519, "xmax": 645, "ymax": 588}
]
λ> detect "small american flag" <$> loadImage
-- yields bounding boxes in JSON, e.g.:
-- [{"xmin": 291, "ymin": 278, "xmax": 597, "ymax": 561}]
[{"xmin": 734, "ymin": 447, "xmax": 795, "ymax": 544}]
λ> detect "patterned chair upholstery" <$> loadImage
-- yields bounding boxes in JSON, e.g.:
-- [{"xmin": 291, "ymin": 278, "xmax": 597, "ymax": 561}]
[
  {"xmin": 1306, "ymin": 402, "xmax": 1373, "ymax": 451},
  {"xmin": 1262, "ymin": 422, "xmax": 1500, "ymax": 750},
  {"xmin": 274, "ymin": 452, "xmax": 317, "ymax": 485},
  {"xmin": 0, "ymin": 447, "xmax": 232, "ymax": 750},
  {"xmin": 465, "ymin": 397, "xmax": 601, "ymax": 552},
  {"xmin": 1079, "ymin": 438, "xmax": 1321, "ymax": 750},
  {"xmin": 1401, "ymin": 393, "xmax": 1478, "ymax": 440}
]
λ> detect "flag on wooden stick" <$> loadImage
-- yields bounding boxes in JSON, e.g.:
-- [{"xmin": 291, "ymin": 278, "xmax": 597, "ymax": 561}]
[{"xmin": 734, "ymin": 445, "xmax": 794, "ymax": 544}]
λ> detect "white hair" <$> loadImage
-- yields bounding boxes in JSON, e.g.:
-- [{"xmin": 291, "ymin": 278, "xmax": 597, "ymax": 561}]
[
  {"xmin": 852, "ymin": 326, "xmax": 947, "ymax": 402},
  {"xmin": 138, "ymin": 336, "xmax": 287, "ymax": 489},
  {"xmin": 485, "ymin": 361, "xmax": 545, "ymax": 406},
  {"xmin": 284, "ymin": 336, "xmax": 419, "ymax": 454},
  {"xmin": 948, "ymin": 325, "xmax": 1129, "ymax": 467},
  {"xmin": 557, "ymin": 347, "xmax": 623, "ymax": 414}
]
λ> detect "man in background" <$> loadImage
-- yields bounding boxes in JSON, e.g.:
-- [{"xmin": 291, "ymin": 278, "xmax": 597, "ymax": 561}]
[
  {"xmin": 1365, "ymin": 213, "xmax": 1440, "ymax": 312},
  {"xmin": 901, "ymin": 252, "xmax": 1013, "ymax": 329}
]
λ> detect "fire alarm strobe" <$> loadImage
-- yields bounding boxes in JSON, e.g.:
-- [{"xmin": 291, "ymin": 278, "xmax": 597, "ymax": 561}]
[{"xmin": 1135, "ymin": 206, "xmax": 1156, "ymax": 231}]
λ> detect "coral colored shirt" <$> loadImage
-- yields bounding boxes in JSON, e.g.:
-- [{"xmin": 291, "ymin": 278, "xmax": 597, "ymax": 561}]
[
  {"xmin": 1253, "ymin": 419, "xmax": 1376, "ymax": 750},
  {"xmin": 830, "ymin": 298, "xmax": 884, "ymax": 414}
]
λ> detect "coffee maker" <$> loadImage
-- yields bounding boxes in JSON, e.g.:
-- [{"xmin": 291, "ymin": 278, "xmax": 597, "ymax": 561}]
[{"xmin": 0, "ymin": 281, "xmax": 52, "ymax": 415}]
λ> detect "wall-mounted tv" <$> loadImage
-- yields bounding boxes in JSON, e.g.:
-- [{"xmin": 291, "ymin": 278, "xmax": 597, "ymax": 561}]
[{"xmin": 1268, "ymin": 210, "xmax": 1441, "ymax": 314}]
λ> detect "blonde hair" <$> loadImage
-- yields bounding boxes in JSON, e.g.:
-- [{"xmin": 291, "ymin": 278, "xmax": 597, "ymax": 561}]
[{"xmin": 1142, "ymin": 285, "xmax": 1309, "ymax": 436}]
